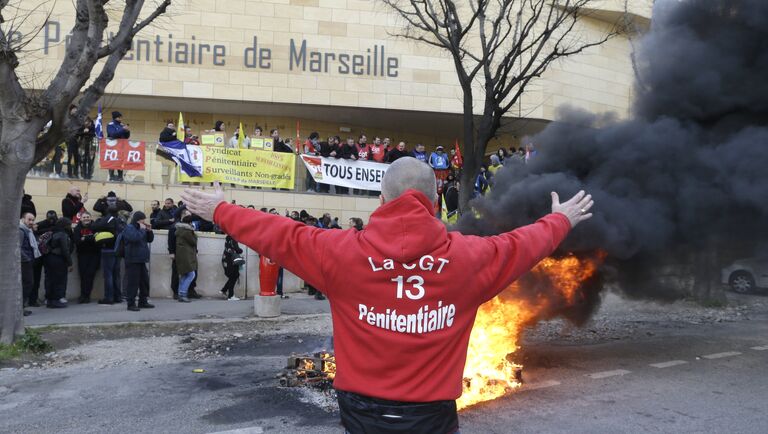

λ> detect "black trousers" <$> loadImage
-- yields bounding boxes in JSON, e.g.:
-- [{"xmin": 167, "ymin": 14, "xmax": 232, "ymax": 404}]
[
  {"xmin": 337, "ymin": 390, "xmax": 459, "ymax": 434},
  {"xmin": 67, "ymin": 141, "xmax": 80, "ymax": 178},
  {"xmin": 53, "ymin": 146, "xmax": 63, "ymax": 175},
  {"xmin": 124, "ymin": 262, "xmax": 150, "ymax": 306},
  {"xmin": 31, "ymin": 257, "xmax": 43, "ymax": 304},
  {"xmin": 77, "ymin": 252, "xmax": 100, "ymax": 299},
  {"xmin": 43, "ymin": 254, "xmax": 69, "ymax": 301},
  {"xmin": 221, "ymin": 265, "xmax": 239, "ymax": 298},
  {"xmin": 21, "ymin": 261, "xmax": 34, "ymax": 306},
  {"xmin": 81, "ymin": 148, "xmax": 95, "ymax": 180},
  {"xmin": 109, "ymin": 169, "xmax": 124, "ymax": 181}
]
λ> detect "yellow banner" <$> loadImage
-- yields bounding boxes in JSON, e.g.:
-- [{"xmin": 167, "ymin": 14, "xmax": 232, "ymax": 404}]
[{"xmin": 178, "ymin": 146, "xmax": 296, "ymax": 189}]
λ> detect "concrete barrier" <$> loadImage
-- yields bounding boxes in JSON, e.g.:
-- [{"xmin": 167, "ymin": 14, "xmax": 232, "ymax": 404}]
[{"xmin": 48, "ymin": 230, "xmax": 304, "ymax": 300}]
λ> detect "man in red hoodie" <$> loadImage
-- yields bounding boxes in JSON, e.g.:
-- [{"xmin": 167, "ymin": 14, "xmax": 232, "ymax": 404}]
[{"xmin": 181, "ymin": 157, "xmax": 593, "ymax": 434}]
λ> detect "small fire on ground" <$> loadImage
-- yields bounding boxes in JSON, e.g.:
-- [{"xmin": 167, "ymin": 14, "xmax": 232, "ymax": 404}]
[{"xmin": 279, "ymin": 253, "xmax": 604, "ymax": 411}]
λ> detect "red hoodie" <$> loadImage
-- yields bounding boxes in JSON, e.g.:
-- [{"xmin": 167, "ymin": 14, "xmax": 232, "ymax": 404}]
[{"xmin": 214, "ymin": 190, "xmax": 571, "ymax": 402}]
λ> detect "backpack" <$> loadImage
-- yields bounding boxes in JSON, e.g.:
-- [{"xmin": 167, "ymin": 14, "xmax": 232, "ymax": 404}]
[
  {"xmin": 37, "ymin": 231, "xmax": 53, "ymax": 255},
  {"xmin": 114, "ymin": 232, "xmax": 126, "ymax": 258}
]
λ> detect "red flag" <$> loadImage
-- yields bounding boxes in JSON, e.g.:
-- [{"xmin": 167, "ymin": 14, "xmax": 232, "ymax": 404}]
[{"xmin": 453, "ymin": 139, "xmax": 463, "ymax": 167}]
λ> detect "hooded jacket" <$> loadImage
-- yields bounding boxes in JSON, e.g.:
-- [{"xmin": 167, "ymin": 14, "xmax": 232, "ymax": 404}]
[
  {"xmin": 214, "ymin": 190, "xmax": 571, "ymax": 402},
  {"xmin": 61, "ymin": 193, "xmax": 85, "ymax": 220},
  {"xmin": 174, "ymin": 222, "xmax": 198, "ymax": 275},
  {"xmin": 122, "ymin": 223, "xmax": 154, "ymax": 263}
]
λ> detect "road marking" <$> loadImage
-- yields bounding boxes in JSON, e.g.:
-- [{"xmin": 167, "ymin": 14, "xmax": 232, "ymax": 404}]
[
  {"xmin": 649, "ymin": 360, "xmax": 688, "ymax": 368},
  {"xmin": 751, "ymin": 345, "xmax": 768, "ymax": 351},
  {"xmin": 524, "ymin": 380, "xmax": 561, "ymax": 390},
  {"xmin": 586, "ymin": 369, "xmax": 631, "ymax": 379},
  {"xmin": 702, "ymin": 351, "xmax": 742, "ymax": 359},
  {"xmin": 207, "ymin": 428, "xmax": 264, "ymax": 434}
]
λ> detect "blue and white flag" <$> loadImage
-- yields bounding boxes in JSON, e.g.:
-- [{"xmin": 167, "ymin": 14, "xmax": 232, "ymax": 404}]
[
  {"xmin": 157, "ymin": 140, "xmax": 203, "ymax": 177},
  {"xmin": 95, "ymin": 104, "xmax": 104, "ymax": 140}
]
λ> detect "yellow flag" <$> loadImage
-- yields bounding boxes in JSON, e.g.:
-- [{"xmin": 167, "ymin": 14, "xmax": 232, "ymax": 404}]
[
  {"xmin": 178, "ymin": 112, "xmax": 185, "ymax": 143},
  {"xmin": 238, "ymin": 121, "xmax": 245, "ymax": 148},
  {"xmin": 440, "ymin": 194, "xmax": 449, "ymax": 224}
]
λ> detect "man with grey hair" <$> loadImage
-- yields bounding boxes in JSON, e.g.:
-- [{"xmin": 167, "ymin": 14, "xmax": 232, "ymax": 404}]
[{"xmin": 181, "ymin": 157, "xmax": 593, "ymax": 433}]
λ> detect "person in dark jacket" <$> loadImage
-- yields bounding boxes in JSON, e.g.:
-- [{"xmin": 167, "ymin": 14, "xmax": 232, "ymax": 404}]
[
  {"xmin": 122, "ymin": 211, "xmax": 155, "ymax": 311},
  {"xmin": 62, "ymin": 186, "xmax": 88, "ymax": 221},
  {"xmin": 79, "ymin": 116, "xmax": 97, "ymax": 179},
  {"xmin": 151, "ymin": 198, "xmax": 177, "ymax": 230},
  {"xmin": 175, "ymin": 210, "xmax": 198, "ymax": 302},
  {"xmin": 220, "ymin": 235, "xmax": 243, "ymax": 300},
  {"xmin": 20, "ymin": 212, "xmax": 41, "ymax": 316},
  {"xmin": 106, "ymin": 111, "xmax": 130, "ymax": 181},
  {"xmin": 65, "ymin": 106, "xmax": 96, "ymax": 179},
  {"xmin": 159, "ymin": 122, "xmax": 177, "ymax": 142},
  {"xmin": 21, "ymin": 191, "xmax": 36, "ymax": 218},
  {"xmin": 270, "ymin": 128, "xmax": 293, "ymax": 153},
  {"xmin": 385, "ymin": 142, "xmax": 409, "ymax": 163},
  {"xmin": 168, "ymin": 210, "xmax": 201, "ymax": 300},
  {"xmin": 31, "ymin": 210, "xmax": 58, "ymax": 306},
  {"xmin": 73, "ymin": 212, "xmax": 100, "ymax": 303},
  {"xmin": 92, "ymin": 205, "xmax": 125, "ymax": 304},
  {"xmin": 44, "ymin": 218, "xmax": 74, "ymax": 308},
  {"xmin": 93, "ymin": 191, "xmax": 133, "ymax": 216}
]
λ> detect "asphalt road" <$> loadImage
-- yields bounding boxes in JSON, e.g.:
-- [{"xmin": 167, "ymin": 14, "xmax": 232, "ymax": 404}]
[{"xmin": 1, "ymin": 312, "xmax": 766, "ymax": 434}]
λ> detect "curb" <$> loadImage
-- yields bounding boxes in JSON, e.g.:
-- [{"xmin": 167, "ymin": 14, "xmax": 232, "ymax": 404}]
[{"xmin": 25, "ymin": 313, "xmax": 332, "ymax": 329}]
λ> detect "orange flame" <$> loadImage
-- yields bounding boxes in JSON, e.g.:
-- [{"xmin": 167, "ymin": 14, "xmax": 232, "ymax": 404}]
[
  {"xmin": 320, "ymin": 352, "xmax": 337, "ymax": 380},
  {"xmin": 457, "ymin": 252, "xmax": 605, "ymax": 410}
]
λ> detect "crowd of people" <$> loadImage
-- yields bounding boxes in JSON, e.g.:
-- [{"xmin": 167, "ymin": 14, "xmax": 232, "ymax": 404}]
[{"xmin": 18, "ymin": 187, "xmax": 363, "ymax": 314}]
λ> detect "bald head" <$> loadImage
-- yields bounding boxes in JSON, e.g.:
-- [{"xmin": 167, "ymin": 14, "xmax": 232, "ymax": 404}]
[{"xmin": 381, "ymin": 157, "xmax": 437, "ymax": 204}]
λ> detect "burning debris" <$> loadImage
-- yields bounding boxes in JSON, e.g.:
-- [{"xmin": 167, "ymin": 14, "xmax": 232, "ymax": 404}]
[{"xmin": 278, "ymin": 352, "xmax": 336, "ymax": 389}]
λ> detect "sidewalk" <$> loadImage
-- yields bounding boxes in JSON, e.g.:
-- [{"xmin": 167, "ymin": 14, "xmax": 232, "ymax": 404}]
[{"xmin": 23, "ymin": 293, "xmax": 331, "ymax": 327}]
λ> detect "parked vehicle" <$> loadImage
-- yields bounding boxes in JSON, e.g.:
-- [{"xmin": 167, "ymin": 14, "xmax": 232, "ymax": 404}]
[{"xmin": 721, "ymin": 257, "xmax": 768, "ymax": 294}]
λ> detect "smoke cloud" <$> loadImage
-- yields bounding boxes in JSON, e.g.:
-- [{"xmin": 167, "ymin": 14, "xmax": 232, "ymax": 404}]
[{"xmin": 458, "ymin": 0, "xmax": 768, "ymax": 302}]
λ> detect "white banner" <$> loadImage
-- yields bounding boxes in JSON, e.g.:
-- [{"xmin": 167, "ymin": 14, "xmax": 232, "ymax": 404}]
[{"xmin": 300, "ymin": 154, "xmax": 389, "ymax": 191}]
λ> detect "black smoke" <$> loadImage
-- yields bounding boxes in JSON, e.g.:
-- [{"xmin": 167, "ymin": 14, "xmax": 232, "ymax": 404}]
[{"xmin": 458, "ymin": 0, "xmax": 768, "ymax": 302}]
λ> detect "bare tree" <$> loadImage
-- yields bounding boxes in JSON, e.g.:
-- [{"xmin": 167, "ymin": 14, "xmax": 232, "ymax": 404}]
[
  {"xmin": 0, "ymin": 0, "xmax": 171, "ymax": 344},
  {"xmin": 382, "ymin": 0, "xmax": 621, "ymax": 211}
]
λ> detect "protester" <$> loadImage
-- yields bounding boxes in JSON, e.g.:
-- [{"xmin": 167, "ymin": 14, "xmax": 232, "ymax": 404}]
[
  {"xmin": 411, "ymin": 143, "xmax": 428, "ymax": 163},
  {"xmin": 106, "ymin": 111, "xmax": 130, "ymax": 181},
  {"xmin": 174, "ymin": 209, "xmax": 198, "ymax": 303},
  {"xmin": 78, "ymin": 116, "xmax": 97, "ymax": 180},
  {"xmin": 181, "ymin": 157, "xmax": 593, "ymax": 433},
  {"xmin": 355, "ymin": 134, "xmax": 371, "ymax": 161},
  {"xmin": 228, "ymin": 126, "xmax": 250, "ymax": 149},
  {"xmin": 184, "ymin": 126, "xmax": 200, "ymax": 145},
  {"xmin": 221, "ymin": 235, "xmax": 243, "ymax": 301},
  {"xmin": 496, "ymin": 148, "xmax": 509, "ymax": 165},
  {"xmin": 61, "ymin": 186, "xmax": 88, "ymax": 221},
  {"xmin": 450, "ymin": 147, "xmax": 463, "ymax": 175},
  {"xmin": 525, "ymin": 142, "xmax": 537, "ymax": 163},
  {"xmin": 122, "ymin": 211, "xmax": 155, "ymax": 311},
  {"xmin": 369, "ymin": 136, "xmax": 386, "ymax": 163},
  {"xmin": 348, "ymin": 217, "xmax": 364, "ymax": 231},
  {"xmin": 50, "ymin": 142, "xmax": 65, "ymax": 178},
  {"xmin": 213, "ymin": 120, "xmax": 226, "ymax": 133},
  {"xmin": 31, "ymin": 211, "xmax": 58, "ymax": 306},
  {"xmin": 44, "ymin": 217, "xmax": 74, "ymax": 308},
  {"xmin": 150, "ymin": 198, "xmax": 176, "ymax": 230},
  {"xmin": 65, "ymin": 105, "xmax": 95, "ymax": 179},
  {"xmin": 21, "ymin": 191, "xmax": 36, "ymax": 218},
  {"xmin": 489, "ymin": 154, "xmax": 502, "ymax": 176},
  {"xmin": 93, "ymin": 191, "xmax": 133, "ymax": 216},
  {"xmin": 271, "ymin": 128, "xmax": 293, "ymax": 153},
  {"xmin": 73, "ymin": 212, "xmax": 100, "ymax": 304},
  {"xmin": 19, "ymin": 212, "xmax": 41, "ymax": 316},
  {"xmin": 304, "ymin": 132, "xmax": 322, "ymax": 192},
  {"xmin": 385, "ymin": 141, "xmax": 409, "ymax": 163},
  {"xmin": 430, "ymin": 145, "xmax": 451, "ymax": 192},
  {"xmin": 474, "ymin": 164, "xmax": 491, "ymax": 197},
  {"xmin": 443, "ymin": 179, "xmax": 460, "ymax": 223},
  {"xmin": 92, "ymin": 205, "xmax": 125, "ymax": 304},
  {"xmin": 159, "ymin": 122, "xmax": 177, "ymax": 142}
]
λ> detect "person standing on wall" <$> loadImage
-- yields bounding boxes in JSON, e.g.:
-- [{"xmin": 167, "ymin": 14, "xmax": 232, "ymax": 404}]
[
  {"xmin": 122, "ymin": 212, "xmax": 155, "ymax": 311},
  {"xmin": 73, "ymin": 212, "xmax": 101, "ymax": 304},
  {"xmin": 106, "ymin": 111, "xmax": 130, "ymax": 181}
]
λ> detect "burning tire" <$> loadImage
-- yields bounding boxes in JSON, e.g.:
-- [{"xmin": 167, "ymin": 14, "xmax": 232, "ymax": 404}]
[{"xmin": 729, "ymin": 271, "xmax": 755, "ymax": 294}]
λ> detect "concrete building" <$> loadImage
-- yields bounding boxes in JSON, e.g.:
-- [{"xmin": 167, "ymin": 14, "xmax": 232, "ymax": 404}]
[{"xmin": 17, "ymin": 0, "xmax": 651, "ymax": 300}]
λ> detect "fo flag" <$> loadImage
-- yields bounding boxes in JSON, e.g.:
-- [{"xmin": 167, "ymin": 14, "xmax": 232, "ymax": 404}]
[
  {"xmin": 99, "ymin": 139, "xmax": 145, "ymax": 170},
  {"xmin": 157, "ymin": 140, "xmax": 203, "ymax": 177}
]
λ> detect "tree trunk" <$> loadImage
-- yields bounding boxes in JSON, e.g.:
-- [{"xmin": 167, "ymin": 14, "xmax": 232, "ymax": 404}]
[
  {"xmin": 458, "ymin": 90, "xmax": 477, "ymax": 213},
  {"xmin": 0, "ymin": 139, "xmax": 34, "ymax": 344}
]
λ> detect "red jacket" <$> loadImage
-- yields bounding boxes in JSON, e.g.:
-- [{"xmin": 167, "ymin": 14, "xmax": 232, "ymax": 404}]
[{"xmin": 214, "ymin": 190, "xmax": 571, "ymax": 402}]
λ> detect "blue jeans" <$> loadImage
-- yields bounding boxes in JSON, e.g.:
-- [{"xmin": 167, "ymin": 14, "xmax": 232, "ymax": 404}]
[
  {"xmin": 101, "ymin": 250, "xmax": 122, "ymax": 302},
  {"xmin": 179, "ymin": 271, "xmax": 196, "ymax": 297}
]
